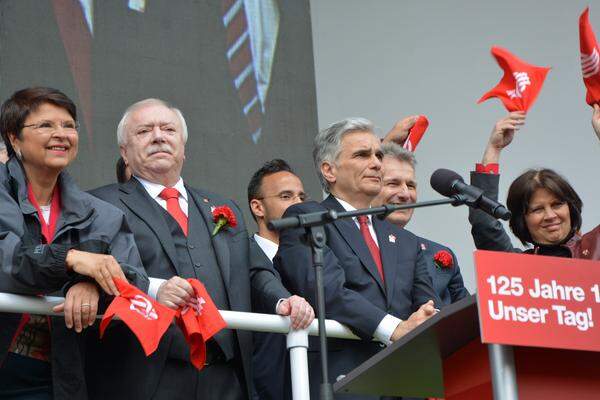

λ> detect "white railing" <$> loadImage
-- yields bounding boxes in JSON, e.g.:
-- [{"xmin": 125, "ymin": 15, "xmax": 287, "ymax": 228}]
[{"xmin": 0, "ymin": 292, "xmax": 360, "ymax": 400}]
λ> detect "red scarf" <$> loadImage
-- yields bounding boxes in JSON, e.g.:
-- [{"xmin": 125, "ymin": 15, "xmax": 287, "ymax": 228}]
[{"xmin": 27, "ymin": 183, "xmax": 61, "ymax": 243}]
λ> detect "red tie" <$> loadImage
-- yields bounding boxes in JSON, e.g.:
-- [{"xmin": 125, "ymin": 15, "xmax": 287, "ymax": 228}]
[
  {"xmin": 159, "ymin": 188, "xmax": 188, "ymax": 236},
  {"xmin": 357, "ymin": 216, "xmax": 384, "ymax": 282},
  {"xmin": 221, "ymin": 0, "xmax": 263, "ymax": 143}
]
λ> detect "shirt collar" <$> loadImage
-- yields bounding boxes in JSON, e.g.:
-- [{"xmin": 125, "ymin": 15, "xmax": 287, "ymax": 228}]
[
  {"xmin": 254, "ymin": 233, "xmax": 279, "ymax": 262},
  {"xmin": 334, "ymin": 196, "xmax": 373, "ymax": 223},
  {"xmin": 134, "ymin": 175, "xmax": 188, "ymax": 201}
]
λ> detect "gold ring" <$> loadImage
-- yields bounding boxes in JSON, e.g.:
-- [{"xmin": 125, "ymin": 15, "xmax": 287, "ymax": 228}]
[{"xmin": 81, "ymin": 303, "xmax": 91, "ymax": 308}]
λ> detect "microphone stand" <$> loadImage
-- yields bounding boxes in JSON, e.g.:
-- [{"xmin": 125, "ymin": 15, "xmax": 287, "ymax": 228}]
[{"xmin": 268, "ymin": 195, "xmax": 466, "ymax": 400}]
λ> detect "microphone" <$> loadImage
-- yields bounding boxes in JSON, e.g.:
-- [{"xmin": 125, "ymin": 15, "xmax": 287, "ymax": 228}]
[{"xmin": 430, "ymin": 168, "xmax": 511, "ymax": 221}]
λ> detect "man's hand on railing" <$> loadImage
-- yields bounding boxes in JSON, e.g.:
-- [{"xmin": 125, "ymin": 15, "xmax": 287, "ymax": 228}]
[
  {"xmin": 390, "ymin": 300, "xmax": 437, "ymax": 342},
  {"xmin": 52, "ymin": 281, "xmax": 99, "ymax": 332},
  {"xmin": 276, "ymin": 295, "xmax": 315, "ymax": 330}
]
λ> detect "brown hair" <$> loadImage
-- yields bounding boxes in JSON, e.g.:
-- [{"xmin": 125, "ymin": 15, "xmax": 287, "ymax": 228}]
[
  {"xmin": 507, "ymin": 168, "xmax": 582, "ymax": 245},
  {"xmin": 0, "ymin": 87, "xmax": 77, "ymax": 157}
]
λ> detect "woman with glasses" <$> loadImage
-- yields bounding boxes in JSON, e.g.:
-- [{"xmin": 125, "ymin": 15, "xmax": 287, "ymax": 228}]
[
  {"xmin": 0, "ymin": 87, "xmax": 148, "ymax": 399},
  {"xmin": 469, "ymin": 109, "xmax": 600, "ymax": 260}
]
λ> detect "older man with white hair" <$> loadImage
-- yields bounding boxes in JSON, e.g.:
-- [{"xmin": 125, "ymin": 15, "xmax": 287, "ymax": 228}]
[
  {"xmin": 90, "ymin": 98, "xmax": 312, "ymax": 400},
  {"xmin": 274, "ymin": 117, "xmax": 441, "ymax": 399},
  {"xmin": 0, "ymin": 140, "xmax": 8, "ymax": 163}
]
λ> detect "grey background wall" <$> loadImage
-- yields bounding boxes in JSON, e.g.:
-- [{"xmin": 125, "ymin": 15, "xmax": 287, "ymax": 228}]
[{"xmin": 310, "ymin": 0, "xmax": 600, "ymax": 291}]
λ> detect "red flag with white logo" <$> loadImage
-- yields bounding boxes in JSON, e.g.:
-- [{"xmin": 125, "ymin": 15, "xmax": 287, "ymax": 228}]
[
  {"xmin": 176, "ymin": 279, "xmax": 227, "ymax": 369},
  {"xmin": 100, "ymin": 278, "xmax": 176, "ymax": 356},
  {"xmin": 478, "ymin": 46, "xmax": 550, "ymax": 112},
  {"xmin": 403, "ymin": 115, "xmax": 429, "ymax": 152},
  {"xmin": 580, "ymin": 7, "xmax": 600, "ymax": 105}
]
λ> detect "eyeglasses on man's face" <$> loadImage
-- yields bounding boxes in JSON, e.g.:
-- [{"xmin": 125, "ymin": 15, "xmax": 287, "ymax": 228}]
[{"xmin": 257, "ymin": 192, "xmax": 309, "ymax": 202}]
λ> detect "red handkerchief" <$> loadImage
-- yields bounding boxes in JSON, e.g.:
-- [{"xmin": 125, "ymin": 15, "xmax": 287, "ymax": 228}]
[
  {"xmin": 478, "ymin": 46, "xmax": 550, "ymax": 112},
  {"xmin": 580, "ymin": 7, "xmax": 600, "ymax": 106},
  {"xmin": 176, "ymin": 279, "xmax": 227, "ymax": 370},
  {"xmin": 100, "ymin": 278, "xmax": 176, "ymax": 356},
  {"xmin": 403, "ymin": 115, "xmax": 429, "ymax": 152}
]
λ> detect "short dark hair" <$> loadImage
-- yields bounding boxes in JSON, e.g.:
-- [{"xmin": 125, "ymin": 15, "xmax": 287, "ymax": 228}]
[
  {"xmin": 0, "ymin": 87, "xmax": 77, "ymax": 157},
  {"xmin": 116, "ymin": 157, "xmax": 130, "ymax": 184},
  {"xmin": 247, "ymin": 159, "xmax": 295, "ymax": 221},
  {"xmin": 507, "ymin": 168, "xmax": 582, "ymax": 245}
]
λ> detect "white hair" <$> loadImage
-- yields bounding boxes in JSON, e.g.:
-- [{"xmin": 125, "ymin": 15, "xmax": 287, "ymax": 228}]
[
  {"xmin": 116, "ymin": 98, "xmax": 188, "ymax": 145},
  {"xmin": 313, "ymin": 117, "xmax": 375, "ymax": 192}
]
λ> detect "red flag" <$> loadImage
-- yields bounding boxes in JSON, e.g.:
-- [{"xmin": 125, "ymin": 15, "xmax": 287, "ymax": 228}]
[
  {"xmin": 176, "ymin": 279, "xmax": 227, "ymax": 370},
  {"xmin": 580, "ymin": 7, "xmax": 600, "ymax": 106},
  {"xmin": 478, "ymin": 46, "xmax": 550, "ymax": 112},
  {"xmin": 100, "ymin": 278, "xmax": 176, "ymax": 356},
  {"xmin": 402, "ymin": 115, "xmax": 429, "ymax": 152}
]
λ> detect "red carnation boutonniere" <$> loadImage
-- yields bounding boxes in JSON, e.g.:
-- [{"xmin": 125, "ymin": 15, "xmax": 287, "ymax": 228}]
[
  {"xmin": 433, "ymin": 250, "xmax": 453, "ymax": 269},
  {"xmin": 211, "ymin": 205, "xmax": 238, "ymax": 236}
]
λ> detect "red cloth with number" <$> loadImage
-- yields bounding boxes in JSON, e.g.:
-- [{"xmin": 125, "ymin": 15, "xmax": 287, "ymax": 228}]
[
  {"xmin": 478, "ymin": 46, "xmax": 550, "ymax": 112},
  {"xmin": 100, "ymin": 278, "xmax": 176, "ymax": 356},
  {"xmin": 176, "ymin": 279, "xmax": 227, "ymax": 369},
  {"xmin": 580, "ymin": 7, "xmax": 600, "ymax": 106}
]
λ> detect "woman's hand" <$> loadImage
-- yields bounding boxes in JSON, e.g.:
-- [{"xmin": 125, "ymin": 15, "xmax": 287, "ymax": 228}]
[
  {"xmin": 592, "ymin": 104, "xmax": 600, "ymax": 142},
  {"xmin": 65, "ymin": 250, "xmax": 126, "ymax": 296},
  {"xmin": 52, "ymin": 281, "xmax": 100, "ymax": 333},
  {"xmin": 482, "ymin": 112, "xmax": 526, "ymax": 164}
]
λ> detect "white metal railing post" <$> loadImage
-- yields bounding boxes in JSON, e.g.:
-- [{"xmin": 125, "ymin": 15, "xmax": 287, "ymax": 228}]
[{"xmin": 286, "ymin": 328, "xmax": 310, "ymax": 400}]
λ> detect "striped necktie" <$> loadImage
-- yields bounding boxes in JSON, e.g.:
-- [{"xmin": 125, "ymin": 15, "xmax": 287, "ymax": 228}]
[{"xmin": 222, "ymin": 0, "xmax": 263, "ymax": 143}]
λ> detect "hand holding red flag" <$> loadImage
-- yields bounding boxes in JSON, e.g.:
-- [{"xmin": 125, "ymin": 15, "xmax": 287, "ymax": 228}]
[
  {"xmin": 403, "ymin": 115, "xmax": 429, "ymax": 152},
  {"xmin": 100, "ymin": 278, "xmax": 176, "ymax": 356},
  {"xmin": 478, "ymin": 46, "xmax": 550, "ymax": 112},
  {"xmin": 176, "ymin": 279, "xmax": 227, "ymax": 370},
  {"xmin": 580, "ymin": 7, "xmax": 600, "ymax": 106}
]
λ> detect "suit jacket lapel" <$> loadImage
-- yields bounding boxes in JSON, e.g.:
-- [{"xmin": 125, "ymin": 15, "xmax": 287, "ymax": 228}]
[
  {"xmin": 187, "ymin": 187, "xmax": 231, "ymax": 289},
  {"xmin": 373, "ymin": 217, "xmax": 399, "ymax": 305},
  {"xmin": 119, "ymin": 179, "xmax": 181, "ymax": 275},
  {"xmin": 322, "ymin": 196, "xmax": 386, "ymax": 295}
]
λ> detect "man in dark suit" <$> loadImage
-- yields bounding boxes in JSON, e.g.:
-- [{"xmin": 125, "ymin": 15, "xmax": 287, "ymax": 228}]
[
  {"xmin": 89, "ymin": 99, "xmax": 311, "ymax": 400},
  {"xmin": 247, "ymin": 159, "xmax": 314, "ymax": 400},
  {"xmin": 274, "ymin": 118, "xmax": 441, "ymax": 399},
  {"xmin": 372, "ymin": 142, "xmax": 469, "ymax": 305}
]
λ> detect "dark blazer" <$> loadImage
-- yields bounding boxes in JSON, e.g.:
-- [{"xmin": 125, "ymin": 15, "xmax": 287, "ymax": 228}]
[
  {"xmin": 249, "ymin": 236, "xmax": 292, "ymax": 400},
  {"xmin": 417, "ymin": 237, "xmax": 469, "ymax": 306},
  {"xmin": 274, "ymin": 195, "xmax": 440, "ymax": 399},
  {"xmin": 88, "ymin": 179, "xmax": 261, "ymax": 399}
]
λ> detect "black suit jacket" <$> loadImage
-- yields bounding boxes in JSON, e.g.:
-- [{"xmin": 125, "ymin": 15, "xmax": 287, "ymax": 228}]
[
  {"xmin": 88, "ymin": 179, "xmax": 261, "ymax": 399},
  {"xmin": 249, "ymin": 236, "xmax": 292, "ymax": 400},
  {"xmin": 274, "ymin": 196, "xmax": 440, "ymax": 399},
  {"xmin": 417, "ymin": 237, "xmax": 469, "ymax": 306}
]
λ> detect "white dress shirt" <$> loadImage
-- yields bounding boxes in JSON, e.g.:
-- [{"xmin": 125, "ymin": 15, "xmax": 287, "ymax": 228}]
[
  {"xmin": 134, "ymin": 175, "xmax": 188, "ymax": 299},
  {"xmin": 334, "ymin": 197, "xmax": 401, "ymax": 345},
  {"xmin": 253, "ymin": 233, "xmax": 278, "ymax": 262}
]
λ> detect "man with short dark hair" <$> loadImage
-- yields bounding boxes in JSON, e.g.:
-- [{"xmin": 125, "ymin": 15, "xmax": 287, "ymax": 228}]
[
  {"xmin": 247, "ymin": 158, "xmax": 314, "ymax": 400},
  {"xmin": 372, "ymin": 140, "xmax": 469, "ymax": 305},
  {"xmin": 275, "ymin": 118, "xmax": 440, "ymax": 399}
]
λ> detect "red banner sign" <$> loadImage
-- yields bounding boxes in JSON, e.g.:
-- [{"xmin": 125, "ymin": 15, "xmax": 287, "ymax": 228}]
[{"xmin": 475, "ymin": 250, "xmax": 600, "ymax": 352}]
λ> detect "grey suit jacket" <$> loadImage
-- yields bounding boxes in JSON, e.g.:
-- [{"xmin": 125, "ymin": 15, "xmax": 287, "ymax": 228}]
[{"xmin": 88, "ymin": 179, "xmax": 264, "ymax": 399}]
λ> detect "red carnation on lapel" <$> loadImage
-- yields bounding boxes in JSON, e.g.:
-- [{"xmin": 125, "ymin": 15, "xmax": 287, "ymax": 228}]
[
  {"xmin": 212, "ymin": 205, "xmax": 238, "ymax": 236},
  {"xmin": 433, "ymin": 250, "xmax": 453, "ymax": 269},
  {"xmin": 580, "ymin": 7, "xmax": 600, "ymax": 105},
  {"xmin": 403, "ymin": 115, "xmax": 429, "ymax": 152},
  {"xmin": 100, "ymin": 278, "xmax": 176, "ymax": 356},
  {"xmin": 176, "ymin": 279, "xmax": 227, "ymax": 369},
  {"xmin": 478, "ymin": 46, "xmax": 550, "ymax": 112}
]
